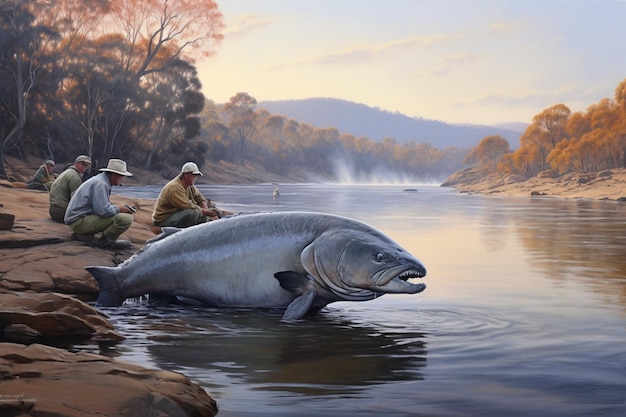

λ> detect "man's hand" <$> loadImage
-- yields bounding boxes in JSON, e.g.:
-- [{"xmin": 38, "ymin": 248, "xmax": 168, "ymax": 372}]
[{"xmin": 119, "ymin": 204, "xmax": 136, "ymax": 214}]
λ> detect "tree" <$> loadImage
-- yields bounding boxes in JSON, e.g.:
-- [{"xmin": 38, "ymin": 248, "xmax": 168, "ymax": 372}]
[
  {"xmin": 140, "ymin": 59, "xmax": 205, "ymax": 169},
  {"xmin": 106, "ymin": 0, "xmax": 223, "ymax": 82},
  {"xmin": 0, "ymin": 0, "xmax": 59, "ymax": 178},
  {"xmin": 222, "ymin": 92, "xmax": 257, "ymax": 165},
  {"xmin": 614, "ymin": 80, "xmax": 626, "ymax": 168},
  {"xmin": 533, "ymin": 104, "xmax": 571, "ymax": 147},
  {"xmin": 464, "ymin": 135, "xmax": 511, "ymax": 174}
]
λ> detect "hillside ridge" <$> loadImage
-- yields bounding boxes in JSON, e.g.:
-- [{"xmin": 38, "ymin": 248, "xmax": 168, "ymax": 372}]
[{"xmin": 258, "ymin": 97, "xmax": 525, "ymax": 149}]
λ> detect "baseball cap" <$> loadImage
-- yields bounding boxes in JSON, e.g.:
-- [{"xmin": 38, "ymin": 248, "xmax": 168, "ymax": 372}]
[{"xmin": 181, "ymin": 162, "xmax": 203, "ymax": 176}]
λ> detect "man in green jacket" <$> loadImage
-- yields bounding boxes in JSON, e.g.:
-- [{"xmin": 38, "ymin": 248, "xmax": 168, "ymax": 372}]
[{"xmin": 48, "ymin": 155, "xmax": 91, "ymax": 223}]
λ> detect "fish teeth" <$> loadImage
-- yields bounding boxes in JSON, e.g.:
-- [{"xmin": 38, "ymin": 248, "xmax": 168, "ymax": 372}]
[{"xmin": 399, "ymin": 270, "xmax": 422, "ymax": 280}]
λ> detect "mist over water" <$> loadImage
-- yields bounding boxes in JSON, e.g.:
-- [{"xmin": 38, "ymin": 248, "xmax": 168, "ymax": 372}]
[
  {"xmin": 104, "ymin": 184, "xmax": 626, "ymax": 417},
  {"xmin": 330, "ymin": 156, "xmax": 443, "ymax": 185}
]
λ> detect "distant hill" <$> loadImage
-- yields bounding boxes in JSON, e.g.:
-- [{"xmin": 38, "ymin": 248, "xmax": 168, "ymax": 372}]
[{"xmin": 258, "ymin": 98, "xmax": 525, "ymax": 149}]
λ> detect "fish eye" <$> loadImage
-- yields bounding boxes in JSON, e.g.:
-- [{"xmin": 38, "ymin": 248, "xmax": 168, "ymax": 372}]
[{"xmin": 375, "ymin": 252, "xmax": 385, "ymax": 262}]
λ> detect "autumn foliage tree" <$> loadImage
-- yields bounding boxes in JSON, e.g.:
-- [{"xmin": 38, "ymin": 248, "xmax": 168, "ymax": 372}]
[
  {"xmin": 468, "ymin": 80, "xmax": 626, "ymax": 181},
  {"xmin": 464, "ymin": 135, "xmax": 511, "ymax": 174},
  {"xmin": 0, "ymin": 0, "xmax": 223, "ymax": 178}
]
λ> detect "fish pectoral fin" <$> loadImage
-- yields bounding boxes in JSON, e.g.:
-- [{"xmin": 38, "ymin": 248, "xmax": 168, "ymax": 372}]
[
  {"xmin": 281, "ymin": 291, "xmax": 317, "ymax": 322},
  {"xmin": 274, "ymin": 271, "xmax": 311, "ymax": 294}
]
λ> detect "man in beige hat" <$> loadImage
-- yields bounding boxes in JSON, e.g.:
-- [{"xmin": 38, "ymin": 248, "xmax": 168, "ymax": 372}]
[
  {"xmin": 64, "ymin": 158, "xmax": 135, "ymax": 250},
  {"xmin": 152, "ymin": 161, "xmax": 231, "ymax": 228},
  {"xmin": 48, "ymin": 155, "xmax": 92, "ymax": 223}
]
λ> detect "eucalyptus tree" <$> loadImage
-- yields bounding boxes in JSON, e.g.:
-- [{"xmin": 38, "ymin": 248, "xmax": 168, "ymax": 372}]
[
  {"xmin": 96, "ymin": 0, "xmax": 224, "ymax": 165},
  {"xmin": 222, "ymin": 92, "xmax": 258, "ymax": 165},
  {"xmin": 0, "ymin": 0, "xmax": 59, "ymax": 178},
  {"xmin": 140, "ymin": 59, "xmax": 205, "ymax": 169}
]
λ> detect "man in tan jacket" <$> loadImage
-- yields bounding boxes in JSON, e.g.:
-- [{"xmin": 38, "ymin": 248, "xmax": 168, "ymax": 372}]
[{"xmin": 152, "ymin": 162, "xmax": 231, "ymax": 228}]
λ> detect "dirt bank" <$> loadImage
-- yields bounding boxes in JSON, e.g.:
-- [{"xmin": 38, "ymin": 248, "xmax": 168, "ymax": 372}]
[{"xmin": 441, "ymin": 167, "xmax": 626, "ymax": 201}]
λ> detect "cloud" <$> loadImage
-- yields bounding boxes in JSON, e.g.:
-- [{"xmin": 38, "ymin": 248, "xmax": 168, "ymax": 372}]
[
  {"xmin": 488, "ymin": 22, "xmax": 520, "ymax": 33},
  {"xmin": 411, "ymin": 53, "xmax": 480, "ymax": 78},
  {"xmin": 225, "ymin": 14, "xmax": 278, "ymax": 39},
  {"xmin": 455, "ymin": 86, "xmax": 611, "ymax": 111},
  {"xmin": 268, "ymin": 33, "xmax": 458, "ymax": 70}
]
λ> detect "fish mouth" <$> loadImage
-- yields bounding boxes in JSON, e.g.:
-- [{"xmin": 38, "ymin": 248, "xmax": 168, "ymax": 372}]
[{"xmin": 373, "ymin": 266, "xmax": 427, "ymax": 294}]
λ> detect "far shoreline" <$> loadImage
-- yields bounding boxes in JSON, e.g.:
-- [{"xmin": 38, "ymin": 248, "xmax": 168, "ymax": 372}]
[{"xmin": 440, "ymin": 167, "xmax": 626, "ymax": 202}]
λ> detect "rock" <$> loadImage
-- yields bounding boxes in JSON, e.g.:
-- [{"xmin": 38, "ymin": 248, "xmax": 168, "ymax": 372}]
[
  {"xmin": 530, "ymin": 191, "xmax": 547, "ymax": 196},
  {"xmin": 440, "ymin": 167, "xmax": 483, "ymax": 187},
  {"xmin": 576, "ymin": 174, "xmax": 594, "ymax": 184},
  {"xmin": 0, "ymin": 342, "xmax": 218, "ymax": 417},
  {"xmin": 4, "ymin": 323, "xmax": 42, "ymax": 342},
  {"xmin": 0, "ymin": 212, "xmax": 14, "ymax": 230},
  {"xmin": 0, "ymin": 292, "xmax": 123, "ymax": 343},
  {"xmin": 537, "ymin": 169, "xmax": 560, "ymax": 179}
]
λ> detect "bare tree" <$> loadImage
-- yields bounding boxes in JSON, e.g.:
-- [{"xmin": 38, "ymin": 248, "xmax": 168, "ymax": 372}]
[{"xmin": 0, "ymin": 0, "xmax": 59, "ymax": 178}]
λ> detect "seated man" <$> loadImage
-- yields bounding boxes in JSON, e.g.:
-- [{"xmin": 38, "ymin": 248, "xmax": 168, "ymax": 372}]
[
  {"xmin": 152, "ymin": 162, "xmax": 232, "ymax": 228},
  {"xmin": 48, "ymin": 155, "xmax": 91, "ymax": 223},
  {"xmin": 28, "ymin": 159, "xmax": 56, "ymax": 190},
  {"xmin": 64, "ymin": 159, "xmax": 135, "ymax": 250}
]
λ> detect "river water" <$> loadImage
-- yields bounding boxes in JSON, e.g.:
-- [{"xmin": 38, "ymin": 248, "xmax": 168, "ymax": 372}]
[{"xmin": 97, "ymin": 183, "xmax": 626, "ymax": 416}]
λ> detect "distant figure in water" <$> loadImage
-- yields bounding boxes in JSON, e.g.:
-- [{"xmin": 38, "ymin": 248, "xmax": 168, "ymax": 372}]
[{"xmin": 273, "ymin": 184, "xmax": 280, "ymax": 199}]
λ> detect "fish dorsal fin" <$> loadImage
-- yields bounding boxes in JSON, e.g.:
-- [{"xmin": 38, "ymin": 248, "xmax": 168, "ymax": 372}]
[{"xmin": 281, "ymin": 291, "xmax": 316, "ymax": 322}]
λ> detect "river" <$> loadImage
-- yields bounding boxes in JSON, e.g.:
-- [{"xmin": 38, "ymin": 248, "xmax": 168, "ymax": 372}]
[{"xmin": 98, "ymin": 183, "xmax": 626, "ymax": 416}]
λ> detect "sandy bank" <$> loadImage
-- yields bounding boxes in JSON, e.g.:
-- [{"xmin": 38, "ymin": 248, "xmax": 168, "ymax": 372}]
[{"xmin": 441, "ymin": 167, "xmax": 626, "ymax": 201}]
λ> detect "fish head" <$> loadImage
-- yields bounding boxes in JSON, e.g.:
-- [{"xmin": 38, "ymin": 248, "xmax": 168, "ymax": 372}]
[{"xmin": 302, "ymin": 229, "xmax": 427, "ymax": 299}]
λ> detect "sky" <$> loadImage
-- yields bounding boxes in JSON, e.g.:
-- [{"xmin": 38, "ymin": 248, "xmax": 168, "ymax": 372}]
[{"xmin": 196, "ymin": 0, "xmax": 626, "ymax": 125}]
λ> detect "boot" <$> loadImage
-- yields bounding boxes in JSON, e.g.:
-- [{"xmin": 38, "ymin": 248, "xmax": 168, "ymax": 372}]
[
  {"xmin": 71, "ymin": 233, "xmax": 94, "ymax": 243},
  {"xmin": 96, "ymin": 236, "xmax": 133, "ymax": 250}
]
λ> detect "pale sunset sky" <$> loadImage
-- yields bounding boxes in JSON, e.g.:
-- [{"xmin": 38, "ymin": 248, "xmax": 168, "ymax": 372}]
[{"xmin": 197, "ymin": 0, "xmax": 626, "ymax": 125}]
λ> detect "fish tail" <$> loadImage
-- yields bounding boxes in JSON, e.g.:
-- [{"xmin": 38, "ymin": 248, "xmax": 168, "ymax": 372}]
[{"xmin": 86, "ymin": 266, "xmax": 126, "ymax": 307}]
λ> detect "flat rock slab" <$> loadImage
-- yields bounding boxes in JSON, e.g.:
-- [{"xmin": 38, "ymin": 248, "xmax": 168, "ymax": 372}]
[
  {"xmin": 0, "ymin": 342, "xmax": 218, "ymax": 417},
  {"xmin": 0, "ymin": 292, "xmax": 123, "ymax": 343}
]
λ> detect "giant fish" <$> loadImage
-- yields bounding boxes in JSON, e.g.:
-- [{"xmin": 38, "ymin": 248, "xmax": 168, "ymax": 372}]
[{"xmin": 87, "ymin": 212, "xmax": 427, "ymax": 321}]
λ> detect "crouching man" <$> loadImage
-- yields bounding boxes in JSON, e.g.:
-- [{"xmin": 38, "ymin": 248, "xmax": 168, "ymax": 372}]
[
  {"xmin": 64, "ymin": 159, "xmax": 135, "ymax": 250},
  {"xmin": 152, "ymin": 162, "xmax": 231, "ymax": 228}
]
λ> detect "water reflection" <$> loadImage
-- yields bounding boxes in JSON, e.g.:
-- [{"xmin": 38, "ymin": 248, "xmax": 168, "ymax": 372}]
[
  {"xmin": 105, "ymin": 184, "xmax": 626, "ymax": 416},
  {"xmin": 510, "ymin": 199, "xmax": 626, "ymax": 308},
  {"xmin": 99, "ymin": 305, "xmax": 428, "ymax": 396}
]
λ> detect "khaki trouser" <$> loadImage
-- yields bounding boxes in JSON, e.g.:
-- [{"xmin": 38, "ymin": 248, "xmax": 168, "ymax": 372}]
[
  {"xmin": 158, "ymin": 208, "xmax": 207, "ymax": 228},
  {"xmin": 49, "ymin": 206, "xmax": 65, "ymax": 223},
  {"xmin": 69, "ymin": 213, "xmax": 133, "ymax": 240}
]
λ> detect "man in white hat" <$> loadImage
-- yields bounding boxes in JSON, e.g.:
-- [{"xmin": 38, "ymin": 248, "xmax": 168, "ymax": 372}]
[
  {"xmin": 152, "ymin": 161, "xmax": 231, "ymax": 228},
  {"xmin": 48, "ymin": 155, "xmax": 92, "ymax": 223},
  {"xmin": 64, "ymin": 158, "xmax": 135, "ymax": 250}
]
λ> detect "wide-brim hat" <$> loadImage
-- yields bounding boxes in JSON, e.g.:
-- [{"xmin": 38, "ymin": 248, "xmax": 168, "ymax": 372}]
[
  {"xmin": 99, "ymin": 159, "xmax": 133, "ymax": 176},
  {"xmin": 180, "ymin": 162, "xmax": 203, "ymax": 176}
]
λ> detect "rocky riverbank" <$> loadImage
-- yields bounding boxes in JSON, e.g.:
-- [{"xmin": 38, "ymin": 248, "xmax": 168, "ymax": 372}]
[
  {"xmin": 441, "ymin": 167, "xmax": 626, "ymax": 201},
  {"xmin": 0, "ymin": 180, "xmax": 218, "ymax": 416}
]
